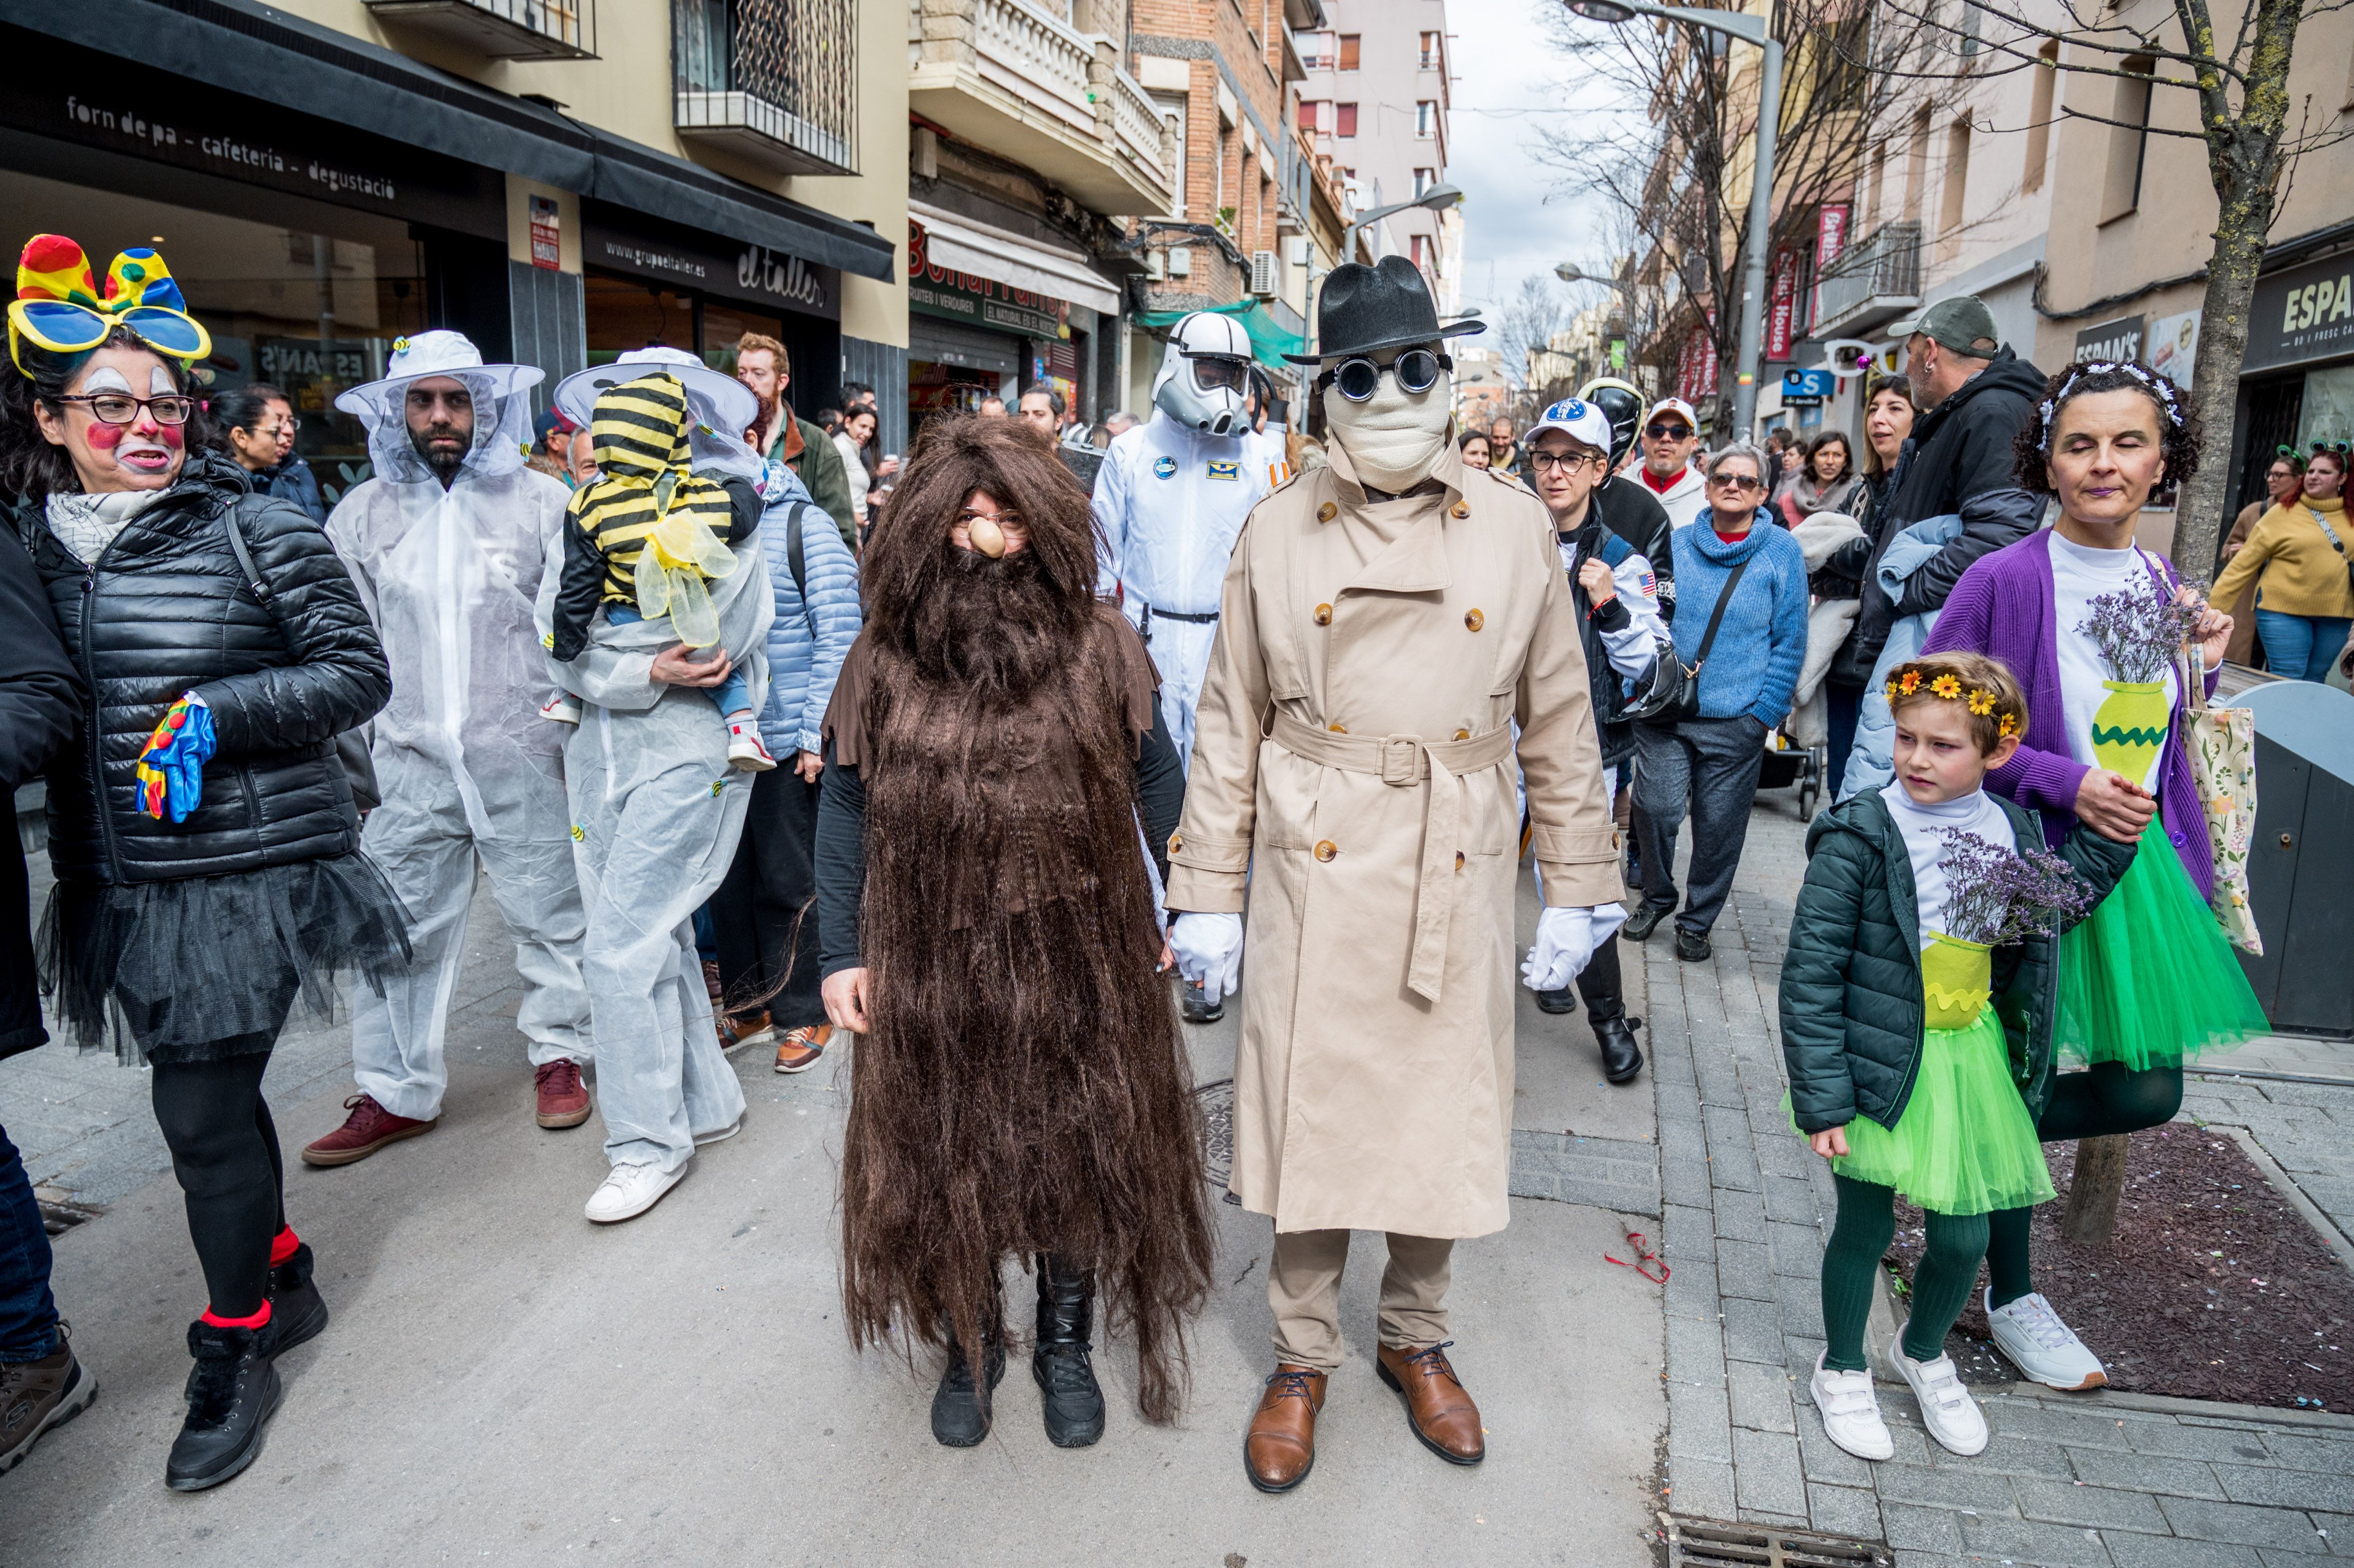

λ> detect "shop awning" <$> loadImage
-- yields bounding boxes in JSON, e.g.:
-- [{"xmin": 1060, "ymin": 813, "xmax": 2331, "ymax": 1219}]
[
  {"xmin": 8, "ymin": 0, "xmax": 898, "ymax": 282},
  {"xmin": 1132, "ymin": 302, "xmax": 1307, "ymax": 370},
  {"xmin": 911, "ymin": 203, "xmax": 1121, "ymax": 317}
]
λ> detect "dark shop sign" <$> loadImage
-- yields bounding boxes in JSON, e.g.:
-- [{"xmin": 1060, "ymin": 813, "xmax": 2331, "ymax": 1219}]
[
  {"xmin": 583, "ymin": 207, "xmax": 840, "ymax": 320},
  {"xmin": 2243, "ymin": 254, "xmax": 2354, "ymax": 374},
  {"xmin": 2073, "ymin": 315, "xmax": 2146, "ymax": 364}
]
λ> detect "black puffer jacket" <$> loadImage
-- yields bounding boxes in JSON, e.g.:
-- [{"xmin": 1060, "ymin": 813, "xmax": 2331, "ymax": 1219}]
[
  {"xmin": 15, "ymin": 449, "xmax": 391, "ymax": 886},
  {"xmin": 1779, "ymin": 788, "xmax": 2133, "ymax": 1134}
]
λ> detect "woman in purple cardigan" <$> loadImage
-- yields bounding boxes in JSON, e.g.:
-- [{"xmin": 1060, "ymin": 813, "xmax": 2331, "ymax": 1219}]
[{"xmin": 1921, "ymin": 361, "xmax": 2267, "ymax": 1392}]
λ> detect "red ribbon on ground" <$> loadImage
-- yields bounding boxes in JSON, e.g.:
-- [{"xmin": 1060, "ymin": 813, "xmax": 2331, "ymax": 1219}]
[{"xmin": 1606, "ymin": 1228, "xmax": 1670, "ymax": 1284}]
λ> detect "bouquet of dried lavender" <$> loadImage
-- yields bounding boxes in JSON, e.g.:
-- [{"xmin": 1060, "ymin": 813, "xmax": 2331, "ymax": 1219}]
[
  {"xmin": 1935, "ymin": 829, "xmax": 2095, "ymax": 946},
  {"xmin": 2078, "ymin": 582, "xmax": 2201, "ymax": 683}
]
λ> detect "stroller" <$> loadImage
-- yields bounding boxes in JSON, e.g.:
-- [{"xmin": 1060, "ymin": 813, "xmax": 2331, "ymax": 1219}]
[{"xmin": 1758, "ymin": 725, "xmax": 1826, "ymax": 822}]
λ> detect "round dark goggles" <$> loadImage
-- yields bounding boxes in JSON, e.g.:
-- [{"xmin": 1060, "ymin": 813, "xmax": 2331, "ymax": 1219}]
[{"xmin": 1318, "ymin": 349, "xmax": 1451, "ymax": 402}]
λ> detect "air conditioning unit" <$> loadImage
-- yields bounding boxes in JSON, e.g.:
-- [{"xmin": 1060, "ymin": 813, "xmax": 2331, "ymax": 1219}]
[
  {"xmin": 1250, "ymin": 250, "xmax": 1280, "ymax": 297},
  {"xmin": 1287, "ymin": 237, "xmax": 1311, "ymax": 267},
  {"xmin": 1167, "ymin": 245, "xmax": 1193, "ymax": 278}
]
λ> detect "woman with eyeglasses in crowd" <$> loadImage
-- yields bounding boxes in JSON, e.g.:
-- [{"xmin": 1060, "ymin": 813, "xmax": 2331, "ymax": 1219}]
[
  {"xmin": 211, "ymin": 381, "xmax": 326, "ymax": 524},
  {"xmin": 2, "ymin": 236, "xmax": 407, "ymax": 1491},
  {"xmin": 2208, "ymin": 441, "xmax": 2353, "ymax": 683},
  {"xmin": 2218, "ymin": 449, "xmax": 2306, "ymax": 665},
  {"xmin": 1625, "ymin": 443, "xmax": 1810, "ymax": 962}
]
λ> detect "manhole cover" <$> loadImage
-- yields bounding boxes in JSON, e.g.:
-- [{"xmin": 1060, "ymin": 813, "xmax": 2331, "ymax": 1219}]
[
  {"xmin": 1659, "ymin": 1514, "xmax": 1891, "ymax": 1567},
  {"xmin": 1196, "ymin": 1078, "xmax": 1234, "ymax": 1193}
]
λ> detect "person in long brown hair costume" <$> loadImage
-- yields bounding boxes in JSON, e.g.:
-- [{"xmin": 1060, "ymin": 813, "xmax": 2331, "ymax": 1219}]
[{"xmin": 813, "ymin": 413, "xmax": 1212, "ymax": 1449}]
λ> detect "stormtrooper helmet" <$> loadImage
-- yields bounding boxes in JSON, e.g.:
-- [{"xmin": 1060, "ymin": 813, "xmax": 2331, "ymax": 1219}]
[{"xmin": 1152, "ymin": 311, "xmax": 1253, "ymax": 436}]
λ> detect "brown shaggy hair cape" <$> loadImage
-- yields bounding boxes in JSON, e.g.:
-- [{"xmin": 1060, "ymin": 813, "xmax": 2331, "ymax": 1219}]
[{"xmin": 837, "ymin": 414, "xmax": 1214, "ymax": 1422}]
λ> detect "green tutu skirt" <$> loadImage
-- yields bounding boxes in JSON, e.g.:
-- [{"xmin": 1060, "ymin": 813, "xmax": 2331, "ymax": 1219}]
[
  {"xmin": 1832, "ymin": 1009, "xmax": 2055, "ymax": 1216},
  {"xmin": 2057, "ymin": 823, "xmax": 2268, "ymax": 1071}
]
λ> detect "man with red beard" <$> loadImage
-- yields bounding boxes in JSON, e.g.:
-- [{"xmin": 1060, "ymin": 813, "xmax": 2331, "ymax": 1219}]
[{"xmin": 813, "ymin": 414, "xmax": 1213, "ymax": 1450}]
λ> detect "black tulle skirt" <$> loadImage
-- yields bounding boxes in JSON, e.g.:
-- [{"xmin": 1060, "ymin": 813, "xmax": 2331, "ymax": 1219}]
[{"xmin": 38, "ymin": 853, "xmax": 412, "ymax": 1065}]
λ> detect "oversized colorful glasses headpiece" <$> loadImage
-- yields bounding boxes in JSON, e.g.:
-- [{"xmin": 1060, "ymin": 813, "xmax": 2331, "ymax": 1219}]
[{"xmin": 8, "ymin": 234, "xmax": 212, "ymax": 375}]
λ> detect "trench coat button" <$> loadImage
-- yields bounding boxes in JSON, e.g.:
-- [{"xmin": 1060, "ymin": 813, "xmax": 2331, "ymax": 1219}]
[
  {"xmin": 1314, "ymin": 603, "xmax": 1332, "ymax": 626},
  {"xmin": 1612, "ymin": 832, "xmax": 1621, "ymax": 849},
  {"xmin": 1168, "ymin": 831, "xmax": 1184, "ymax": 853},
  {"xmin": 1449, "ymin": 501, "xmax": 1470, "ymax": 519},
  {"xmin": 1314, "ymin": 840, "xmax": 1337, "ymax": 862},
  {"xmin": 1453, "ymin": 728, "xmax": 1470, "ymax": 740},
  {"xmin": 1328, "ymin": 722, "xmax": 1348, "ymax": 733},
  {"xmin": 1454, "ymin": 851, "xmax": 1465, "ymax": 870},
  {"xmin": 1464, "ymin": 608, "xmax": 1484, "ymax": 632},
  {"xmin": 1317, "ymin": 502, "xmax": 1338, "ymax": 522}
]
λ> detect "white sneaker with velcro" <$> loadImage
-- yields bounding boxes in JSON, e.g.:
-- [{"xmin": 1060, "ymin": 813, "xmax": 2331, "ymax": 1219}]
[
  {"xmin": 1888, "ymin": 1326, "xmax": 1989, "ymax": 1456},
  {"xmin": 1809, "ymin": 1351, "xmax": 1893, "ymax": 1461}
]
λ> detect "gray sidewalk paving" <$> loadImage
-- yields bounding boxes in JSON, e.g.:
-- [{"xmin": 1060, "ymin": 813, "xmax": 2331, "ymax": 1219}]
[{"xmin": 1650, "ymin": 788, "xmax": 2354, "ymax": 1568}]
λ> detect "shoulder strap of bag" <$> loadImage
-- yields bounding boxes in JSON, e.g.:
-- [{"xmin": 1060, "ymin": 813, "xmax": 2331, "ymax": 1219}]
[
  {"xmin": 2137, "ymin": 545, "xmax": 2207, "ymax": 714},
  {"xmin": 2305, "ymin": 504, "xmax": 2349, "ymax": 556},
  {"xmin": 1688, "ymin": 556, "xmax": 1751, "ymax": 673},
  {"xmin": 786, "ymin": 500, "xmax": 807, "ymax": 602},
  {"xmin": 219, "ymin": 495, "xmax": 272, "ymax": 609}
]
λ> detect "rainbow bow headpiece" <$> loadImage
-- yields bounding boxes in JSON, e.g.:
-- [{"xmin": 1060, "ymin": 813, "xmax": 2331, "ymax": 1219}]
[{"xmin": 8, "ymin": 234, "xmax": 212, "ymax": 375}]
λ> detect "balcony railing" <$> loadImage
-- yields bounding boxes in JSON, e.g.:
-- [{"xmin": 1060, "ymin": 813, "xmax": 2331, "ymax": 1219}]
[
  {"xmin": 368, "ymin": 0, "xmax": 594, "ymax": 59},
  {"xmin": 1814, "ymin": 221, "xmax": 1922, "ymax": 337},
  {"xmin": 674, "ymin": 0, "xmax": 858, "ymax": 178}
]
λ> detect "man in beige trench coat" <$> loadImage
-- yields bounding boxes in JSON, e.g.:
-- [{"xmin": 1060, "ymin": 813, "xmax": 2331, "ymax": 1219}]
[{"xmin": 1165, "ymin": 258, "xmax": 1628, "ymax": 1493}]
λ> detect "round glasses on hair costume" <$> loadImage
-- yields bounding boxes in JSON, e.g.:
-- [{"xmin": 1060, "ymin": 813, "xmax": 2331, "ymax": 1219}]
[
  {"xmin": 1317, "ymin": 348, "xmax": 1451, "ymax": 402},
  {"xmin": 8, "ymin": 234, "xmax": 212, "ymax": 374}
]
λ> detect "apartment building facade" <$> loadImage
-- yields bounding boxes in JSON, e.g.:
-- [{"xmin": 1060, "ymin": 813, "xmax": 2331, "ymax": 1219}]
[
  {"xmin": 10, "ymin": 0, "xmax": 907, "ymax": 487},
  {"xmin": 1294, "ymin": 0, "xmax": 1451, "ymax": 290}
]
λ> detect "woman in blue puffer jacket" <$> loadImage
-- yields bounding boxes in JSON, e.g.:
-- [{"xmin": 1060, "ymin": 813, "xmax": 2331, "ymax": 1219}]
[{"xmin": 708, "ymin": 462, "xmax": 862, "ymax": 1070}]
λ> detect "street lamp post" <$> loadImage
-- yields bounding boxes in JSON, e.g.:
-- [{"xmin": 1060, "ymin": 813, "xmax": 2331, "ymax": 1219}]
[{"xmin": 1561, "ymin": 0, "xmax": 1782, "ymax": 440}]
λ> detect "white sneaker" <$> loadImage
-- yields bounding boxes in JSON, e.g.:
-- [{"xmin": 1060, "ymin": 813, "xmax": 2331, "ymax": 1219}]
[
  {"xmin": 1984, "ymin": 1289, "xmax": 2108, "ymax": 1390},
  {"xmin": 540, "ymin": 696, "xmax": 581, "ymax": 724},
  {"xmin": 584, "ymin": 1160, "xmax": 686, "ymax": 1224},
  {"xmin": 1809, "ymin": 1352, "xmax": 1893, "ymax": 1461},
  {"xmin": 1888, "ymin": 1326, "xmax": 1989, "ymax": 1456},
  {"xmin": 726, "ymin": 722, "xmax": 778, "ymax": 772}
]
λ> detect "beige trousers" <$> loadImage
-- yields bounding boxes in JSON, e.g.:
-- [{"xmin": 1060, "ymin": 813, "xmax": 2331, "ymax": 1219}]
[{"xmin": 1267, "ymin": 1229, "xmax": 1454, "ymax": 1371}]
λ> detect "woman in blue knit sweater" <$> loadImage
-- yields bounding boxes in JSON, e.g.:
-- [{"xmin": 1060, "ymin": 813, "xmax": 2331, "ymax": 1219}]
[{"xmin": 1627, "ymin": 443, "xmax": 1811, "ymax": 959}]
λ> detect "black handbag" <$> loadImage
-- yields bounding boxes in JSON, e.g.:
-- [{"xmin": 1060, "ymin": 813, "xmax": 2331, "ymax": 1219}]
[
  {"xmin": 219, "ymin": 496, "xmax": 382, "ymax": 813},
  {"xmin": 1627, "ymin": 557, "xmax": 1750, "ymax": 726}
]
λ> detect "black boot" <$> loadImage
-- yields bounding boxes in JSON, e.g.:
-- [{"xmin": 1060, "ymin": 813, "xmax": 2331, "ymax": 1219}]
[
  {"xmin": 257, "ymin": 1243, "xmax": 329, "ymax": 1360},
  {"xmin": 1593, "ymin": 1014, "xmax": 1645, "ymax": 1084},
  {"xmin": 1031, "ymin": 1257, "xmax": 1106, "ymax": 1448},
  {"xmin": 165, "ymin": 1321, "xmax": 281, "ymax": 1491},
  {"xmin": 930, "ymin": 1321, "xmax": 1005, "ymax": 1448},
  {"xmin": 1621, "ymin": 903, "xmax": 1671, "ymax": 943},
  {"xmin": 1535, "ymin": 986, "xmax": 1578, "ymax": 1016}
]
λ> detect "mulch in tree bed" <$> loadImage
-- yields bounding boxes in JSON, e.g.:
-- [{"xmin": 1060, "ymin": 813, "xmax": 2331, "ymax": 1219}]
[{"xmin": 1884, "ymin": 1123, "xmax": 2353, "ymax": 1412}]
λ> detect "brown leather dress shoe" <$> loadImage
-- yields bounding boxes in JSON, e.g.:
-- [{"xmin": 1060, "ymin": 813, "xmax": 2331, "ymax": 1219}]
[
  {"xmin": 1243, "ymin": 1364, "xmax": 1327, "ymax": 1493},
  {"xmin": 1376, "ymin": 1341, "xmax": 1485, "ymax": 1465},
  {"xmin": 300, "ymin": 1095, "xmax": 436, "ymax": 1167}
]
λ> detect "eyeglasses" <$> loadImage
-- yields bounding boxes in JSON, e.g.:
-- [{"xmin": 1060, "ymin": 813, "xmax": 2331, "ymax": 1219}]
[
  {"xmin": 1707, "ymin": 472, "xmax": 1765, "ymax": 493},
  {"xmin": 1318, "ymin": 349, "xmax": 1450, "ymax": 402},
  {"xmin": 1527, "ymin": 449, "xmax": 1603, "ymax": 475},
  {"xmin": 1645, "ymin": 422, "xmax": 1694, "ymax": 440},
  {"xmin": 52, "ymin": 391, "xmax": 194, "ymax": 426}
]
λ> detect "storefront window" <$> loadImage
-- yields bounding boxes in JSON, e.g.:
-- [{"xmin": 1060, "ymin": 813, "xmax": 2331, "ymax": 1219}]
[
  {"xmin": 0, "ymin": 168, "xmax": 428, "ymax": 508},
  {"xmin": 2297, "ymin": 365, "xmax": 2354, "ymax": 452},
  {"xmin": 585, "ymin": 273, "xmax": 698, "ymax": 363}
]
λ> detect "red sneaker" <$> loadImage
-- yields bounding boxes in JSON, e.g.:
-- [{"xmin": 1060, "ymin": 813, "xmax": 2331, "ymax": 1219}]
[
  {"xmin": 300, "ymin": 1095, "xmax": 435, "ymax": 1168},
  {"xmin": 534, "ymin": 1059, "xmax": 592, "ymax": 1129}
]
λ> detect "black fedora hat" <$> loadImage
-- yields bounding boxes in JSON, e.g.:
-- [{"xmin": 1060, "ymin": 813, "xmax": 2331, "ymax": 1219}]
[{"xmin": 1284, "ymin": 255, "xmax": 1485, "ymax": 364}]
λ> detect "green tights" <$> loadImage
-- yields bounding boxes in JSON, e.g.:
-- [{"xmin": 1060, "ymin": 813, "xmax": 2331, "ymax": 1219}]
[
  {"xmin": 1820, "ymin": 1174, "xmax": 1990, "ymax": 1373},
  {"xmin": 1985, "ymin": 1063, "xmax": 2183, "ymax": 1310}
]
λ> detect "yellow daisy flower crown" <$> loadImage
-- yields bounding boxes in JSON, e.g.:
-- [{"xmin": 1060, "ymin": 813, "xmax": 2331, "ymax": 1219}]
[{"xmin": 1886, "ymin": 661, "xmax": 2022, "ymax": 738}]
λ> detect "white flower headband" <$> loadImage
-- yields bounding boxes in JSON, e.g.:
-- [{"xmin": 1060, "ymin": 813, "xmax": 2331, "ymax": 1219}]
[{"xmin": 2038, "ymin": 360, "xmax": 2183, "ymax": 450}]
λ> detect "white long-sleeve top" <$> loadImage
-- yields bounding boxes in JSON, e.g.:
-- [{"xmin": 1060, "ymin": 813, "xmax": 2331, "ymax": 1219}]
[{"xmin": 1092, "ymin": 411, "xmax": 1280, "ymax": 613}]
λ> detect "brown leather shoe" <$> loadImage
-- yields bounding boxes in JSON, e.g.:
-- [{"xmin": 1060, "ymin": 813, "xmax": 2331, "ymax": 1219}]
[
  {"xmin": 722, "ymin": 1009, "xmax": 775, "ymax": 1051},
  {"xmin": 773, "ymin": 1024, "xmax": 830, "ymax": 1074},
  {"xmin": 1243, "ymin": 1364, "xmax": 1327, "ymax": 1493},
  {"xmin": 1, "ymin": 1327, "xmax": 96, "ymax": 1474},
  {"xmin": 300, "ymin": 1094, "xmax": 436, "ymax": 1167},
  {"xmin": 534, "ymin": 1059, "xmax": 592, "ymax": 1129},
  {"xmin": 1376, "ymin": 1341, "xmax": 1485, "ymax": 1465}
]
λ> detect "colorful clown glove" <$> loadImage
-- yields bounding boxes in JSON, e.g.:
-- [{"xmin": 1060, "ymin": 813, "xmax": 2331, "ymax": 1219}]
[{"xmin": 134, "ymin": 690, "xmax": 216, "ymax": 823}]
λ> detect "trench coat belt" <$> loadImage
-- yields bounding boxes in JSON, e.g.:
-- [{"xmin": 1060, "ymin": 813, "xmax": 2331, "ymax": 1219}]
[{"xmin": 1268, "ymin": 711, "xmax": 1516, "ymax": 1005}]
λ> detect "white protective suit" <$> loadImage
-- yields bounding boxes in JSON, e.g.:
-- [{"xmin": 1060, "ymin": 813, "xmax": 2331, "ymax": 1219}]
[
  {"xmin": 536, "ymin": 374, "xmax": 773, "ymax": 1173},
  {"xmin": 328, "ymin": 336, "xmax": 591, "ymax": 1123},
  {"xmin": 1092, "ymin": 411, "xmax": 1280, "ymax": 765}
]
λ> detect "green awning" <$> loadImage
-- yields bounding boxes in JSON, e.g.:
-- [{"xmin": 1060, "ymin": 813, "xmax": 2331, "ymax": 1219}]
[{"xmin": 1133, "ymin": 302, "xmax": 1306, "ymax": 370}]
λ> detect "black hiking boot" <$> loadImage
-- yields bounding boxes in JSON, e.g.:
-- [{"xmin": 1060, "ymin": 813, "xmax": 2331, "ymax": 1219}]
[{"xmin": 1032, "ymin": 1257, "xmax": 1106, "ymax": 1448}]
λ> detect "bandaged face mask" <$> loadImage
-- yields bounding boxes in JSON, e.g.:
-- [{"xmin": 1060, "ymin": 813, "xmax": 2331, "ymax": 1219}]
[{"xmin": 1321, "ymin": 347, "xmax": 1454, "ymax": 492}]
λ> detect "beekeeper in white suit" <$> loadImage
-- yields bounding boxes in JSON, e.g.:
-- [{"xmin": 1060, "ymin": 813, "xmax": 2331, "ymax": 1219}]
[
  {"xmin": 305, "ymin": 331, "xmax": 594, "ymax": 1172},
  {"xmin": 541, "ymin": 346, "xmax": 773, "ymax": 1224}
]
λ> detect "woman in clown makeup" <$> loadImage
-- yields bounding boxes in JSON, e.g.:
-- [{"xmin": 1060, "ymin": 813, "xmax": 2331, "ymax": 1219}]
[{"xmin": 2, "ymin": 234, "xmax": 409, "ymax": 1491}]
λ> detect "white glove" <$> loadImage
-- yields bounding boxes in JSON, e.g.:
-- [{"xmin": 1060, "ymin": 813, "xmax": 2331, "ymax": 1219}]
[
  {"xmin": 1521, "ymin": 903, "xmax": 1628, "ymax": 992},
  {"xmin": 1169, "ymin": 912, "xmax": 1245, "ymax": 1005}
]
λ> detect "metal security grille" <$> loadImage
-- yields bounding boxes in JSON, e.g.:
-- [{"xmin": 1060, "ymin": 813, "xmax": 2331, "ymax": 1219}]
[
  {"xmin": 1662, "ymin": 1515, "xmax": 1892, "ymax": 1568},
  {"xmin": 673, "ymin": 0, "xmax": 858, "ymax": 173}
]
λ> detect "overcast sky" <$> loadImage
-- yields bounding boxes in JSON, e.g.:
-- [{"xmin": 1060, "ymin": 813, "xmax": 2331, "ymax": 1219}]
[{"xmin": 1447, "ymin": 0, "xmax": 1641, "ymax": 326}]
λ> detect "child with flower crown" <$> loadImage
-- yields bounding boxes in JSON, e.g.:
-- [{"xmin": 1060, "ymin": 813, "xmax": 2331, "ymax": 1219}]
[{"xmin": 1781, "ymin": 652, "xmax": 2133, "ymax": 1463}]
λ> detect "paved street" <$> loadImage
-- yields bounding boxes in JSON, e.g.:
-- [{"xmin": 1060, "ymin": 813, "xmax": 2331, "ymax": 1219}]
[{"xmin": 8, "ymin": 791, "xmax": 2351, "ymax": 1565}]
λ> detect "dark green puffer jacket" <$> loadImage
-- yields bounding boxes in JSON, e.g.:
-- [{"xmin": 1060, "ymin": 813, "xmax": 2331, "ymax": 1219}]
[{"xmin": 1780, "ymin": 788, "xmax": 2135, "ymax": 1134}]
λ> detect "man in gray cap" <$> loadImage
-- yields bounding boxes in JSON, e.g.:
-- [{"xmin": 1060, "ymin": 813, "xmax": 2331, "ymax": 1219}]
[{"xmin": 1842, "ymin": 295, "xmax": 2046, "ymax": 687}]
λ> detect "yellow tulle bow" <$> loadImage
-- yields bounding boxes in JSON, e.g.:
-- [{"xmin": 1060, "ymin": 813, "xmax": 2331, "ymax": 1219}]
[{"xmin": 633, "ymin": 503, "xmax": 738, "ymax": 648}]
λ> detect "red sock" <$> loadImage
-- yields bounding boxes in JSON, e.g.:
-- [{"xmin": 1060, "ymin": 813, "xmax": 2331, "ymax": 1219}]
[
  {"xmin": 270, "ymin": 1226, "xmax": 300, "ymax": 1267},
  {"xmin": 201, "ymin": 1300, "xmax": 272, "ymax": 1330}
]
